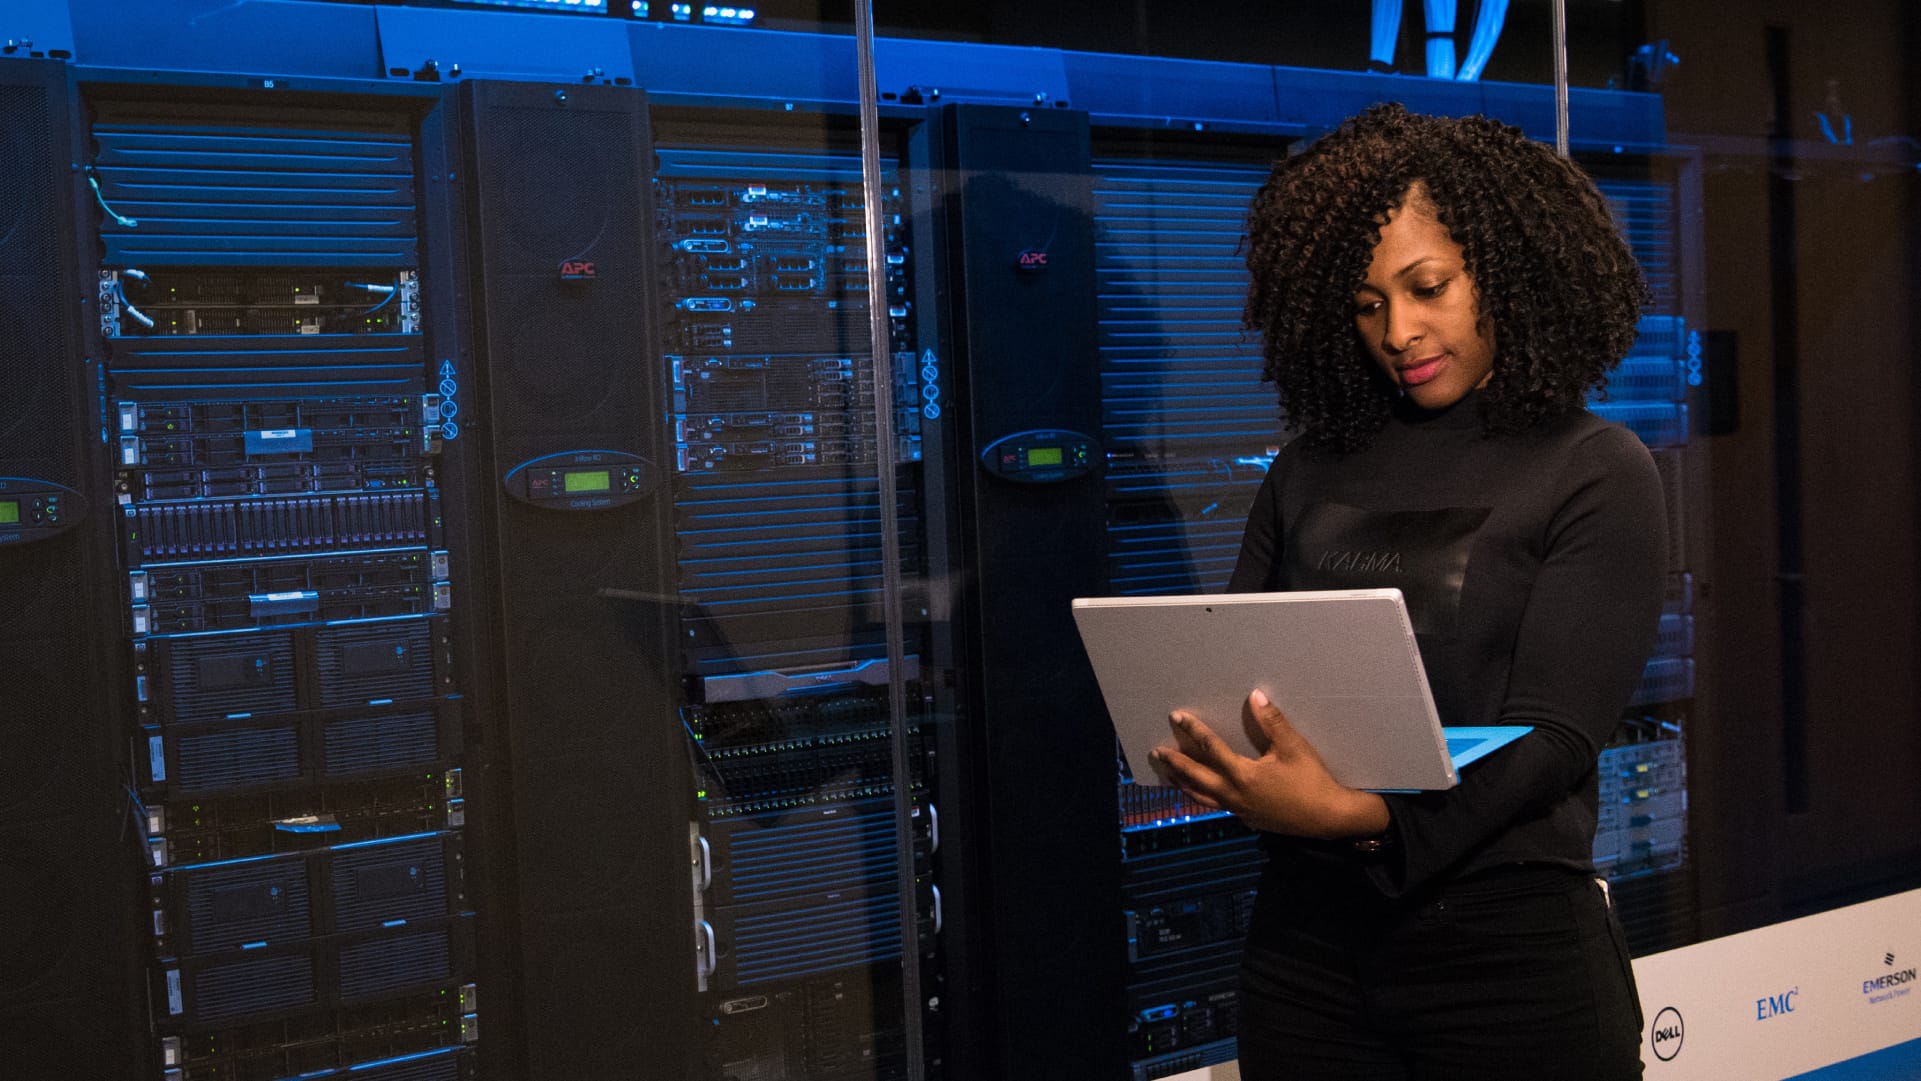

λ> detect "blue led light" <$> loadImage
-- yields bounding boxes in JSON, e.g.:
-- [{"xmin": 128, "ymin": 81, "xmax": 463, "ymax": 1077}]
[
  {"xmin": 348, "ymin": 1048, "xmax": 459, "ymax": 1072},
  {"xmin": 330, "ymin": 831, "xmax": 443, "ymax": 852},
  {"xmin": 700, "ymin": 3, "xmax": 754, "ymax": 23}
]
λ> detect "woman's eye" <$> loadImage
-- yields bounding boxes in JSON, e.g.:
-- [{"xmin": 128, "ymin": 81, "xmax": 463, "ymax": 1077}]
[
  {"xmin": 1353, "ymin": 300, "xmax": 1382, "ymax": 318},
  {"xmin": 1413, "ymin": 279, "xmax": 1450, "ymax": 299}
]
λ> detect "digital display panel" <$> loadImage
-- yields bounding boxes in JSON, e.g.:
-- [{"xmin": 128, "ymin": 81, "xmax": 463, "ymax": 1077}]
[
  {"xmin": 1026, "ymin": 447, "xmax": 1064, "ymax": 468},
  {"xmin": 0, "ymin": 501, "xmax": 18, "ymax": 525},
  {"xmin": 564, "ymin": 470, "xmax": 612, "ymax": 493}
]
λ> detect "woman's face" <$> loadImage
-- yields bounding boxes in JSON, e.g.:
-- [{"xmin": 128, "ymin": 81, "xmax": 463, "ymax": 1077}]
[{"xmin": 1352, "ymin": 188, "xmax": 1496, "ymax": 410}]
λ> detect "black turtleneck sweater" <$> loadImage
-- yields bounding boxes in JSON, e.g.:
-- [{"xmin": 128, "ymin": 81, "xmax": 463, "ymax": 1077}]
[{"xmin": 1228, "ymin": 392, "xmax": 1667, "ymax": 899}]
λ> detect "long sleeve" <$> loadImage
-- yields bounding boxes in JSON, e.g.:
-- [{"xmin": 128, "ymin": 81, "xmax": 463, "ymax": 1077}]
[
  {"xmin": 1229, "ymin": 405, "xmax": 1672, "ymax": 902},
  {"xmin": 1368, "ymin": 425, "xmax": 1667, "ymax": 895}
]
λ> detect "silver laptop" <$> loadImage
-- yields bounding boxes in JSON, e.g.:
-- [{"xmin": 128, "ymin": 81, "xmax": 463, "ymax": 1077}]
[{"xmin": 1071, "ymin": 589, "xmax": 1529, "ymax": 791}]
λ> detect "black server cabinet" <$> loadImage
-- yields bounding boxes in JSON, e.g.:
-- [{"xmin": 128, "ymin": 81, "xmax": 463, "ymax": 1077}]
[
  {"xmin": 88, "ymin": 81, "xmax": 479, "ymax": 1081},
  {"xmin": 0, "ymin": 56, "xmax": 144, "ymax": 1081},
  {"xmin": 935, "ymin": 103, "xmax": 1129, "ymax": 1081},
  {"xmin": 457, "ymin": 79, "xmax": 695, "ymax": 1080}
]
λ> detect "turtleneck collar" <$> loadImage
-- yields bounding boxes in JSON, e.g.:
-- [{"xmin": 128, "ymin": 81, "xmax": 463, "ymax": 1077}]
[{"xmin": 1392, "ymin": 386, "xmax": 1486, "ymax": 431}]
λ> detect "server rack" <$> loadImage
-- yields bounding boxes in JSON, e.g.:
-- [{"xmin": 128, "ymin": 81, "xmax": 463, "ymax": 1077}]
[
  {"xmin": 85, "ymin": 81, "xmax": 479, "ymax": 1081},
  {"xmin": 649, "ymin": 109, "xmax": 942, "ymax": 1081}
]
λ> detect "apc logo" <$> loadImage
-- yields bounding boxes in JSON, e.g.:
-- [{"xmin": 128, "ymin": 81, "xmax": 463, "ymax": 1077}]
[
  {"xmin": 1015, "ymin": 248, "xmax": 1049, "ymax": 272},
  {"xmin": 1650, "ymin": 1006, "xmax": 1685, "ymax": 1062},
  {"xmin": 559, "ymin": 259, "xmax": 597, "ymax": 280}
]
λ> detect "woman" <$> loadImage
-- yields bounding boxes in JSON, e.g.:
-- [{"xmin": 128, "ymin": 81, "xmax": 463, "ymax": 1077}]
[{"xmin": 1151, "ymin": 103, "xmax": 1666, "ymax": 1079}]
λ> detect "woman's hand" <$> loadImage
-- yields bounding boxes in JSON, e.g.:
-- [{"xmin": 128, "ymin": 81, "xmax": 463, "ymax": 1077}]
[{"xmin": 1150, "ymin": 689, "xmax": 1391, "ymax": 840}]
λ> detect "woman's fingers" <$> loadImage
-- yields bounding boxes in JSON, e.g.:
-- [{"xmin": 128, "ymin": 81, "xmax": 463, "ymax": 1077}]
[
  {"xmin": 1244, "ymin": 688, "xmax": 1308, "ymax": 760},
  {"xmin": 1157, "ymin": 695, "xmax": 1384, "ymax": 839},
  {"xmin": 1242, "ymin": 689, "xmax": 1277, "ymax": 754},
  {"xmin": 1157, "ymin": 711, "xmax": 1243, "ymax": 807},
  {"xmin": 1170, "ymin": 710, "xmax": 1233, "ymax": 766},
  {"xmin": 1150, "ymin": 744, "xmax": 1227, "ymax": 808}
]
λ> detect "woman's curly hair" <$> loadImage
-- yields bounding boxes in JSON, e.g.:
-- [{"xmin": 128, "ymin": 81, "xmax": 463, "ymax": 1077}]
[{"xmin": 1243, "ymin": 102, "xmax": 1646, "ymax": 452}]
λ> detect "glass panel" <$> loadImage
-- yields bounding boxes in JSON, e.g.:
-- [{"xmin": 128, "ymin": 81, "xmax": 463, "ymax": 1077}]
[
  {"xmin": 1636, "ymin": 3, "xmax": 1921, "ymax": 934},
  {"xmin": 649, "ymin": 9, "xmax": 935, "ymax": 1080},
  {"xmin": 855, "ymin": 1, "xmax": 1911, "ymax": 1078}
]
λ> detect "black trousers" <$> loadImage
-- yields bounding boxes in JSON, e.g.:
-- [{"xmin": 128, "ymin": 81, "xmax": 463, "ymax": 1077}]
[{"xmin": 1237, "ymin": 863, "xmax": 1645, "ymax": 1081}]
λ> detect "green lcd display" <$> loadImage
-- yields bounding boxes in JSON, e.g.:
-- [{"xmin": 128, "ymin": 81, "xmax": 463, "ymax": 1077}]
[
  {"xmin": 0, "ymin": 501, "xmax": 17, "ymax": 525},
  {"xmin": 563, "ymin": 470, "xmax": 612, "ymax": 494},
  {"xmin": 1026, "ymin": 446, "xmax": 1064, "ymax": 468}
]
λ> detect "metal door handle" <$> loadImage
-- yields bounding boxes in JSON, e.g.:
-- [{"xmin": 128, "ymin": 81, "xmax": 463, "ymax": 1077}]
[{"xmin": 698, "ymin": 919, "xmax": 717, "ymax": 979}]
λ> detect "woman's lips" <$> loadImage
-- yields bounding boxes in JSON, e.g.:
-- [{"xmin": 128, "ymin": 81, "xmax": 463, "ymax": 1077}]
[{"xmin": 1398, "ymin": 354, "xmax": 1446, "ymax": 387}]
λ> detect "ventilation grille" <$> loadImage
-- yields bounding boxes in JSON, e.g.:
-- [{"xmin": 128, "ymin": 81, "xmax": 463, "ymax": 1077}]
[
  {"xmin": 315, "ymin": 621, "xmax": 435, "ymax": 707},
  {"xmin": 1092, "ymin": 157, "xmax": 1271, "ymax": 596},
  {"xmin": 332, "ymin": 835, "xmax": 449, "ymax": 932},
  {"xmin": 656, "ymin": 147, "xmax": 891, "ymax": 185},
  {"xmin": 1591, "ymin": 177, "xmax": 1687, "ymax": 452},
  {"xmin": 0, "ymin": 82, "xmax": 74, "ymax": 485},
  {"xmin": 1597, "ymin": 178, "xmax": 1678, "ymax": 315},
  {"xmin": 323, "ymin": 710, "xmax": 441, "ymax": 777},
  {"xmin": 339, "ymin": 928, "xmax": 451, "ymax": 999},
  {"xmin": 175, "ymin": 723, "xmax": 302, "ymax": 791},
  {"xmin": 720, "ymin": 800, "xmax": 899, "ymax": 905},
  {"xmin": 183, "ymin": 857, "xmax": 313, "ymax": 953},
  {"xmin": 168, "ymin": 632, "xmax": 298, "ymax": 724},
  {"xmin": 91, "ymin": 121, "xmax": 418, "ymax": 268},
  {"xmin": 729, "ymin": 891, "xmax": 900, "ymax": 985},
  {"xmin": 189, "ymin": 951, "xmax": 315, "ymax": 1022},
  {"xmin": 674, "ymin": 473, "xmax": 922, "ymax": 666}
]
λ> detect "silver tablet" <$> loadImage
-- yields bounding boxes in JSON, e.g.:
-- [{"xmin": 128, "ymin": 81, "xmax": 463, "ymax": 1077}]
[{"xmin": 1072, "ymin": 589, "xmax": 1527, "ymax": 791}]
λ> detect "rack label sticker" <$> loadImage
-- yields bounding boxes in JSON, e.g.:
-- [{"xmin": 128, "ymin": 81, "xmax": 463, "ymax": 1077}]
[{"xmin": 245, "ymin": 428, "xmax": 313, "ymax": 454}]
